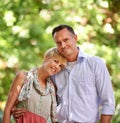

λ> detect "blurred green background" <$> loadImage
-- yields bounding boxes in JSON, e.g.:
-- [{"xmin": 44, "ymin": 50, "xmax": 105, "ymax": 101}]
[{"xmin": 0, "ymin": 0, "xmax": 120, "ymax": 122}]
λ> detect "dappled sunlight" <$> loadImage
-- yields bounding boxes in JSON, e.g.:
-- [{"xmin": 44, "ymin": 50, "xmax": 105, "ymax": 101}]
[
  {"xmin": 80, "ymin": 42, "xmax": 97, "ymax": 55},
  {"xmin": 39, "ymin": 9, "xmax": 51, "ymax": 21},
  {"xmin": 75, "ymin": 25, "xmax": 89, "ymax": 41},
  {"xmin": 7, "ymin": 56, "xmax": 18, "ymax": 68},
  {"xmin": 0, "ymin": 0, "xmax": 120, "ymax": 122},
  {"xmin": 96, "ymin": 14, "xmax": 104, "ymax": 25},
  {"xmin": 118, "ymin": 51, "xmax": 120, "ymax": 57},
  {"xmin": 0, "ymin": 101, "xmax": 6, "ymax": 111},
  {"xmin": 0, "ymin": 59, "xmax": 7, "ymax": 69},
  {"xmin": 45, "ymin": 26, "xmax": 53, "ymax": 34},
  {"xmin": 103, "ymin": 23, "xmax": 114, "ymax": 34},
  {"xmin": 12, "ymin": 26, "xmax": 29, "ymax": 38},
  {"xmin": 99, "ymin": 1, "xmax": 109, "ymax": 8},
  {"xmin": 41, "ymin": 0, "xmax": 50, "ymax": 4},
  {"xmin": 3, "ymin": 11, "xmax": 16, "ymax": 27},
  {"xmin": 12, "ymin": 26, "xmax": 22, "ymax": 34},
  {"xmin": 18, "ymin": 29, "xmax": 29, "ymax": 38}
]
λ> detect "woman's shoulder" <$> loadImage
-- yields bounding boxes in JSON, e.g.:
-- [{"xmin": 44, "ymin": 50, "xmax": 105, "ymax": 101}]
[
  {"xmin": 13, "ymin": 71, "xmax": 26, "ymax": 85},
  {"xmin": 16, "ymin": 71, "xmax": 26, "ymax": 78}
]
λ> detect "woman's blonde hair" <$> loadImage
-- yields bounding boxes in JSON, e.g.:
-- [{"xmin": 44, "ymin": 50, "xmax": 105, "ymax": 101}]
[{"xmin": 44, "ymin": 47, "xmax": 67, "ymax": 68}]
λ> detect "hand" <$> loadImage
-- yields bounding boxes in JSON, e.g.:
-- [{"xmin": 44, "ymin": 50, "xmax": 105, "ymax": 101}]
[
  {"xmin": 11, "ymin": 100, "xmax": 26, "ymax": 121},
  {"xmin": 11, "ymin": 107, "xmax": 26, "ymax": 121}
]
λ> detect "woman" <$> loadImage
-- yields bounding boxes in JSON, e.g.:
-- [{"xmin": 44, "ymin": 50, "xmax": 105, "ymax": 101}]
[{"xmin": 3, "ymin": 47, "xmax": 67, "ymax": 123}]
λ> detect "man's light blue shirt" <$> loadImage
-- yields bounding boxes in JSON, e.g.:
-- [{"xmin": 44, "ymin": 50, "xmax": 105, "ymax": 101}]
[{"xmin": 52, "ymin": 49, "xmax": 115, "ymax": 123}]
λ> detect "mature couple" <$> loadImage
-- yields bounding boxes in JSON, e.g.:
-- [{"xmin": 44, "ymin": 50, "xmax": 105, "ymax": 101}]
[{"xmin": 3, "ymin": 24, "xmax": 115, "ymax": 123}]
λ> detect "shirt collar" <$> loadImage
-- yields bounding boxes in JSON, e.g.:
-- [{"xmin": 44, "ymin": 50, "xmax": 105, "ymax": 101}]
[{"xmin": 77, "ymin": 47, "xmax": 87, "ymax": 61}]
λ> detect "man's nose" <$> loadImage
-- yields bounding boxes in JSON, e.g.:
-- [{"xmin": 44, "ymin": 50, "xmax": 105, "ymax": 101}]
[{"xmin": 61, "ymin": 42, "xmax": 66, "ymax": 48}]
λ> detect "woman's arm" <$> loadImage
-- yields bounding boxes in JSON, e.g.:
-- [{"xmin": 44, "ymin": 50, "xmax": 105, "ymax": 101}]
[{"xmin": 2, "ymin": 71, "xmax": 25, "ymax": 123}]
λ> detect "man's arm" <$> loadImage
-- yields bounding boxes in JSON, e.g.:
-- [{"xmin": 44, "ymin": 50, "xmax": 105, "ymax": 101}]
[
  {"xmin": 94, "ymin": 58, "xmax": 115, "ymax": 123},
  {"xmin": 100, "ymin": 114, "xmax": 112, "ymax": 123},
  {"xmin": 11, "ymin": 106, "xmax": 26, "ymax": 121}
]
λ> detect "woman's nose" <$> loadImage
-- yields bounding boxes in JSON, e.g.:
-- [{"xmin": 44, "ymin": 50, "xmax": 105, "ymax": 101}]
[{"xmin": 55, "ymin": 64, "xmax": 61, "ymax": 70}]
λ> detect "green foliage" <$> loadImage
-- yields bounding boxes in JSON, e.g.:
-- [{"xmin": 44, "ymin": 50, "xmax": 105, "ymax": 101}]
[{"xmin": 0, "ymin": 0, "xmax": 120, "ymax": 122}]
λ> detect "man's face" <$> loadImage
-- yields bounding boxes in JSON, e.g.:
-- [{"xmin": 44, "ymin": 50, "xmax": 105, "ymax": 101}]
[{"xmin": 53, "ymin": 28, "xmax": 77, "ymax": 59}]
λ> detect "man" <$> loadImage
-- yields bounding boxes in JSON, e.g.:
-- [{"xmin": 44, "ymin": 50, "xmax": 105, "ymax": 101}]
[
  {"xmin": 51, "ymin": 24, "xmax": 115, "ymax": 123},
  {"xmin": 12, "ymin": 24, "xmax": 115, "ymax": 123}
]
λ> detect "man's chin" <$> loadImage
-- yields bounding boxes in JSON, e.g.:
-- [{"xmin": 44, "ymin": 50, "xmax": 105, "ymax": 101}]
[
  {"xmin": 60, "ymin": 52, "xmax": 67, "ymax": 56},
  {"xmin": 62, "ymin": 53, "xmax": 69, "ymax": 57}
]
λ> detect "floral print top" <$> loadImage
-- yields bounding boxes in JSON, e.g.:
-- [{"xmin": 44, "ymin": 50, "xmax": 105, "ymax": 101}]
[{"xmin": 17, "ymin": 68, "xmax": 57, "ymax": 122}]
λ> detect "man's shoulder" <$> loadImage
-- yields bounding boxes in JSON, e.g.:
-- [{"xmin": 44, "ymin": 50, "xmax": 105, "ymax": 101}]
[
  {"xmin": 86, "ymin": 54, "xmax": 104, "ymax": 63},
  {"xmin": 85, "ymin": 54, "xmax": 106, "ymax": 72},
  {"xmin": 78, "ymin": 50, "xmax": 103, "ymax": 63}
]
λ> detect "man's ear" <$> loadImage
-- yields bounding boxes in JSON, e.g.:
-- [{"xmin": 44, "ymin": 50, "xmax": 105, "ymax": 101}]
[{"xmin": 74, "ymin": 34, "xmax": 78, "ymax": 43}]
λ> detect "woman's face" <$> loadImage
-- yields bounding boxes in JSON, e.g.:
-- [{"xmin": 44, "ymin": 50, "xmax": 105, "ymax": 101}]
[{"xmin": 44, "ymin": 57, "xmax": 65, "ymax": 76}]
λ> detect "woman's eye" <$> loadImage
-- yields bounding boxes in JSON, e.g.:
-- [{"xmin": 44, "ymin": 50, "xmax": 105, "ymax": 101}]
[
  {"xmin": 54, "ymin": 59, "xmax": 57, "ymax": 63},
  {"xmin": 59, "ymin": 64, "xmax": 64, "ymax": 69}
]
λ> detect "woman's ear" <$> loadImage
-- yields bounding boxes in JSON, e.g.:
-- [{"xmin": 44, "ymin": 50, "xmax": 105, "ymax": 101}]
[{"xmin": 44, "ymin": 57, "xmax": 50, "ymax": 62}]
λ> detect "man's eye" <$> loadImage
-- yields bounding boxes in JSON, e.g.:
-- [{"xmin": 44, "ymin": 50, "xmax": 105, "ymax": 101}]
[
  {"xmin": 64, "ymin": 39, "xmax": 69, "ymax": 42},
  {"xmin": 56, "ymin": 42, "xmax": 61, "ymax": 45}
]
